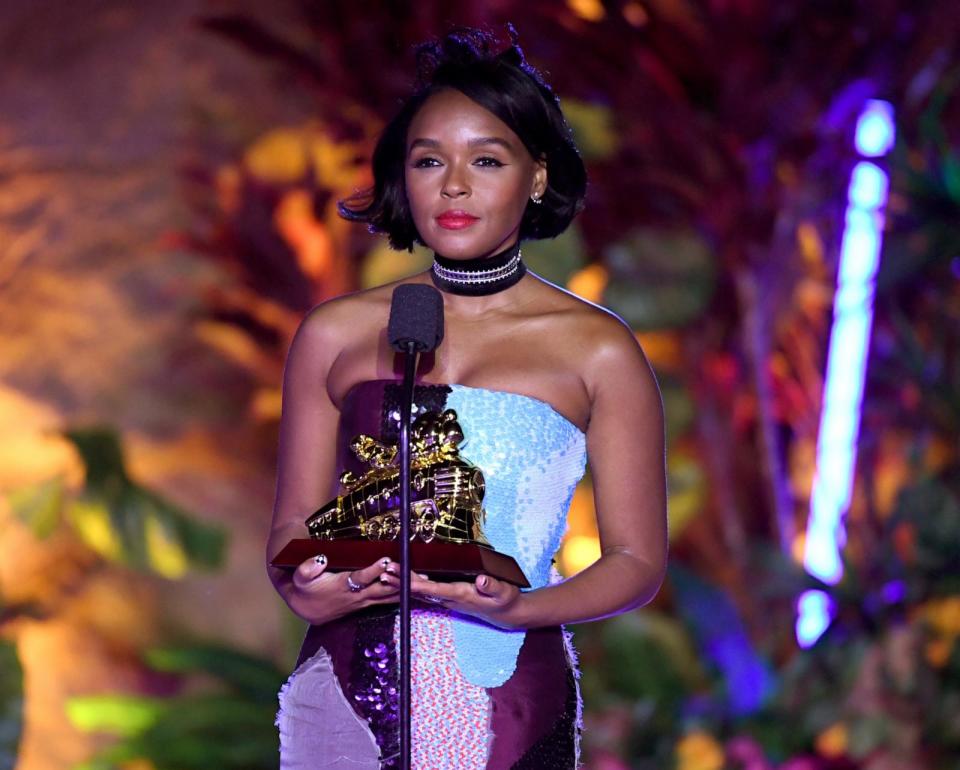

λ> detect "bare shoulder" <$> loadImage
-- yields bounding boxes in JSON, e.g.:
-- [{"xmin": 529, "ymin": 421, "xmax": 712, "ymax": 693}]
[
  {"xmin": 295, "ymin": 277, "xmax": 413, "ymax": 351},
  {"xmin": 530, "ymin": 275, "xmax": 656, "ymax": 399},
  {"xmin": 299, "ymin": 282, "xmax": 391, "ymax": 330}
]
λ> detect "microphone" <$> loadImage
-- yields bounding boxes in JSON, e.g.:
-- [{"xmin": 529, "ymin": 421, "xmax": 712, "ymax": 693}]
[{"xmin": 388, "ymin": 284, "xmax": 444, "ymax": 353}]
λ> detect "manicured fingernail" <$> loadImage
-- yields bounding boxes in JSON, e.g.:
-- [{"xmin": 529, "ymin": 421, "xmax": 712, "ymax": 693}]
[
  {"xmin": 381, "ymin": 558, "xmax": 389, "ymax": 569},
  {"xmin": 315, "ymin": 554, "xmax": 326, "ymax": 568},
  {"xmin": 379, "ymin": 574, "xmax": 390, "ymax": 584},
  {"xmin": 418, "ymin": 573, "xmax": 429, "ymax": 580},
  {"xmin": 478, "ymin": 576, "xmax": 487, "ymax": 588}
]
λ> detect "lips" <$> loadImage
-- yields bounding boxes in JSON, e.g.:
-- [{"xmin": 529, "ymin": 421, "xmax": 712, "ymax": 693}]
[{"xmin": 435, "ymin": 210, "xmax": 479, "ymax": 230}]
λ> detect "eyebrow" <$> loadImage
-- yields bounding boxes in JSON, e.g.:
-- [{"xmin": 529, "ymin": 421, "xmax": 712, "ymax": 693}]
[{"xmin": 407, "ymin": 136, "xmax": 515, "ymax": 153}]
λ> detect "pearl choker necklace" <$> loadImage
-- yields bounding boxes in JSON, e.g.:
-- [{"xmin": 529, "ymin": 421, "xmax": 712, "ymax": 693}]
[{"xmin": 429, "ymin": 243, "xmax": 527, "ymax": 296}]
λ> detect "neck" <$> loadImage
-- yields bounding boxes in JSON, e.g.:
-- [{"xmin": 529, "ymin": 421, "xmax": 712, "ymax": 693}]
[{"xmin": 430, "ymin": 241, "xmax": 526, "ymax": 298}]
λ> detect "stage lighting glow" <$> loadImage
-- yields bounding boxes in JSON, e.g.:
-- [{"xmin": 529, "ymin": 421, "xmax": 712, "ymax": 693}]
[
  {"xmin": 797, "ymin": 100, "xmax": 894, "ymax": 647},
  {"xmin": 848, "ymin": 162, "xmax": 889, "ymax": 210},
  {"xmin": 796, "ymin": 590, "xmax": 833, "ymax": 646},
  {"xmin": 855, "ymin": 100, "xmax": 896, "ymax": 157}
]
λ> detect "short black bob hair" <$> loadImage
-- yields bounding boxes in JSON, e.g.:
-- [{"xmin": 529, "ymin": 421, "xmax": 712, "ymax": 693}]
[{"xmin": 338, "ymin": 27, "xmax": 587, "ymax": 251}]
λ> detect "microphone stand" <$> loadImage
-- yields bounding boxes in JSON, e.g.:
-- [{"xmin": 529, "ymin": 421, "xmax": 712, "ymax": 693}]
[
  {"xmin": 398, "ymin": 340, "xmax": 418, "ymax": 770},
  {"xmin": 386, "ymin": 280, "xmax": 443, "ymax": 770}
]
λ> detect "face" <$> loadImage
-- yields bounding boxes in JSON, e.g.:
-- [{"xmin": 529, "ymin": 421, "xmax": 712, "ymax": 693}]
[{"xmin": 404, "ymin": 88, "xmax": 547, "ymax": 260}]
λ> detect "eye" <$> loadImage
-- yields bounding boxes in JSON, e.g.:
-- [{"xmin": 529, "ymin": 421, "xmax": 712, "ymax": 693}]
[
  {"xmin": 411, "ymin": 156, "xmax": 441, "ymax": 168},
  {"xmin": 474, "ymin": 156, "xmax": 504, "ymax": 167}
]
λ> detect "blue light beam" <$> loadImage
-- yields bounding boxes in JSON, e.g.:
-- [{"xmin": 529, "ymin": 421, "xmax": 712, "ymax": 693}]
[{"xmin": 797, "ymin": 100, "xmax": 895, "ymax": 648}]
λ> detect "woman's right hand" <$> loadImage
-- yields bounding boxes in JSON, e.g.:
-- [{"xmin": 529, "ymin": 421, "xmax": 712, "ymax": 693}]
[{"xmin": 285, "ymin": 555, "xmax": 400, "ymax": 625}]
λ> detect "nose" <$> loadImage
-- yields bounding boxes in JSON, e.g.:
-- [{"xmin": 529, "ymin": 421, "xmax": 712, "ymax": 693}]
[{"xmin": 440, "ymin": 163, "xmax": 470, "ymax": 199}]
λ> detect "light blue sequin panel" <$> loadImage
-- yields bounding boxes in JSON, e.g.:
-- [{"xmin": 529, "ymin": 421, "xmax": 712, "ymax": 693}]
[{"xmin": 444, "ymin": 385, "xmax": 587, "ymax": 688}]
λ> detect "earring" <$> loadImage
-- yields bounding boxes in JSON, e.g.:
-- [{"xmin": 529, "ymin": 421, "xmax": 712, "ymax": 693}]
[{"xmin": 531, "ymin": 194, "xmax": 543, "ymax": 205}]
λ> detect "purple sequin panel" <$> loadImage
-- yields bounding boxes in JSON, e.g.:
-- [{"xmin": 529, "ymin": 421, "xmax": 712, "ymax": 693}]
[{"xmin": 353, "ymin": 612, "xmax": 401, "ymax": 767}]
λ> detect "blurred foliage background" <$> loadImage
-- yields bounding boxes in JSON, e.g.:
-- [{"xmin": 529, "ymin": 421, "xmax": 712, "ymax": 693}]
[{"xmin": 0, "ymin": 0, "xmax": 958, "ymax": 768}]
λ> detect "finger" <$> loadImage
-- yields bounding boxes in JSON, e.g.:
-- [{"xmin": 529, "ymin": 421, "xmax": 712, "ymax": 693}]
[
  {"xmin": 371, "ymin": 574, "xmax": 401, "ymax": 595},
  {"xmin": 378, "ymin": 568, "xmax": 428, "ymax": 589},
  {"xmin": 351, "ymin": 557, "xmax": 395, "ymax": 590},
  {"xmin": 410, "ymin": 575, "xmax": 462, "ymax": 603},
  {"xmin": 293, "ymin": 554, "xmax": 328, "ymax": 589},
  {"xmin": 409, "ymin": 572, "xmax": 436, "ymax": 593},
  {"xmin": 359, "ymin": 576, "xmax": 400, "ymax": 604},
  {"xmin": 379, "ymin": 571, "xmax": 400, "ymax": 589},
  {"xmin": 475, "ymin": 574, "xmax": 505, "ymax": 598}
]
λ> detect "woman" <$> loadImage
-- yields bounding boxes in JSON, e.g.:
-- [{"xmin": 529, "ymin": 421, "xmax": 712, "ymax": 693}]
[{"xmin": 266, "ymin": 28, "xmax": 667, "ymax": 770}]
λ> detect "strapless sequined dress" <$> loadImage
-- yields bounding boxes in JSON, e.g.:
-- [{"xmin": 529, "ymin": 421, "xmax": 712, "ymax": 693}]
[{"xmin": 276, "ymin": 379, "xmax": 587, "ymax": 769}]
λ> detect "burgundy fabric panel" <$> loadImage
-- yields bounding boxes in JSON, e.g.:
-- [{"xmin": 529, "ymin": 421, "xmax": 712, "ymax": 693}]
[
  {"xmin": 337, "ymin": 379, "xmax": 390, "ymax": 480},
  {"xmin": 298, "ymin": 613, "xmax": 356, "ymax": 673},
  {"xmin": 486, "ymin": 626, "xmax": 574, "ymax": 768}
]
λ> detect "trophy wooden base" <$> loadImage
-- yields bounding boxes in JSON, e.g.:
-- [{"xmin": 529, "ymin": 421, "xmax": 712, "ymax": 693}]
[{"xmin": 270, "ymin": 538, "xmax": 530, "ymax": 589}]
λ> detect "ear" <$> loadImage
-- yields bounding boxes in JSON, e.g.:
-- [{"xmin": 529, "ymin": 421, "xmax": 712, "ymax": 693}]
[{"xmin": 531, "ymin": 158, "xmax": 548, "ymax": 199}]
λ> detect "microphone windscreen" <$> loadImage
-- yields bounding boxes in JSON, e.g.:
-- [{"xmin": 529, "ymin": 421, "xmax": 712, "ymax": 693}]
[{"xmin": 388, "ymin": 284, "xmax": 444, "ymax": 352}]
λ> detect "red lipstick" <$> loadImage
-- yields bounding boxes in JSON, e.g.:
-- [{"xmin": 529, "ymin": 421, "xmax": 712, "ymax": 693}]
[{"xmin": 436, "ymin": 210, "xmax": 479, "ymax": 230}]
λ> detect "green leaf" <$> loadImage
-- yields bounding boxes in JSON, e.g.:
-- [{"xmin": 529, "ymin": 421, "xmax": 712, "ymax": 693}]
[
  {"xmin": 73, "ymin": 694, "xmax": 278, "ymax": 769},
  {"xmin": 132, "ymin": 488, "xmax": 227, "ymax": 575},
  {"xmin": 144, "ymin": 644, "xmax": 285, "ymax": 704},
  {"xmin": 0, "ymin": 641, "xmax": 23, "ymax": 768},
  {"xmin": 62, "ymin": 428, "xmax": 129, "ymax": 489},
  {"xmin": 360, "ymin": 241, "xmax": 432, "ymax": 288},
  {"xmin": 61, "ymin": 426, "xmax": 227, "ymax": 577},
  {"xmin": 846, "ymin": 716, "xmax": 890, "ymax": 759},
  {"xmin": 659, "ymin": 376, "xmax": 696, "ymax": 442},
  {"xmin": 602, "ymin": 228, "xmax": 716, "ymax": 329},
  {"xmin": 574, "ymin": 609, "xmax": 705, "ymax": 714},
  {"xmin": 666, "ymin": 451, "xmax": 707, "ymax": 541},
  {"xmin": 67, "ymin": 695, "xmax": 166, "ymax": 736},
  {"xmin": 890, "ymin": 478, "xmax": 960, "ymax": 583},
  {"xmin": 522, "ymin": 224, "xmax": 588, "ymax": 286},
  {"xmin": 66, "ymin": 640, "xmax": 289, "ymax": 768},
  {"xmin": 6, "ymin": 475, "xmax": 65, "ymax": 539},
  {"xmin": 562, "ymin": 99, "xmax": 620, "ymax": 160},
  {"xmin": 942, "ymin": 151, "xmax": 960, "ymax": 202}
]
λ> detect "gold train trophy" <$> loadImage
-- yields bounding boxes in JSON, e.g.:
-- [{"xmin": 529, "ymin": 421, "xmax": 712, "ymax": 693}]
[{"xmin": 270, "ymin": 408, "xmax": 530, "ymax": 587}]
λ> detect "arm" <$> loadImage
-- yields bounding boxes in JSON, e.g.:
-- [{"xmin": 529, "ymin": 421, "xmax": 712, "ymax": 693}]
[
  {"xmin": 407, "ymin": 314, "xmax": 668, "ymax": 628},
  {"xmin": 266, "ymin": 303, "xmax": 398, "ymax": 624},
  {"xmin": 509, "ymin": 317, "xmax": 668, "ymax": 626}
]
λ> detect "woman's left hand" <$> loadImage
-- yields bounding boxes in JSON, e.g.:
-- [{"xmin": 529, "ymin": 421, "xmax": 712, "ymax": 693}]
[{"xmin": 381, "ymin": 571, "xmax": 524, "ymax": 629}]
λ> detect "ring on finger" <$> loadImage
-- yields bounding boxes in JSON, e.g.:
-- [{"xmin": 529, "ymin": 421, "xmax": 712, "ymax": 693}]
[
  {"xmin": 346, "ymin": 572, "xmax": 364, "ymax": 593},
  {"xmin": 421, "ymin": 594, "xmax": 446, "ymax": 604}
]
